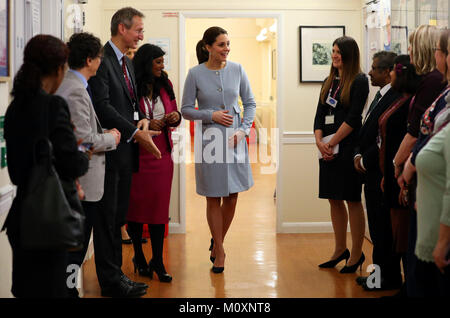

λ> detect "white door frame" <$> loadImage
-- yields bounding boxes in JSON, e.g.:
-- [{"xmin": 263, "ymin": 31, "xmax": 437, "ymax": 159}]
[{"xmin": 177, "ymin": 11, "xmax": 284, "ymax": 234}]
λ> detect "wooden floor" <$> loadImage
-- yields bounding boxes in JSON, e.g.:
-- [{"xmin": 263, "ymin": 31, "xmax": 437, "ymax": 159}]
[{"xmin": 82, "ymin": 159, "xmax": 399, "ymax": 298}]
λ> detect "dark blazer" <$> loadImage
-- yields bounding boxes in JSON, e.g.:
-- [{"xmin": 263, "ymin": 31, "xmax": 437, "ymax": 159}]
[
  {"xmin": 2, "ymin": 90, "xmax": 89, "ymax": 245},
  {"xmin": 88, "ymin": 42, "xmax": 145, "ymax": 172},
  {"xmin": 355, "ymin": 87, "xmax": 401, "ymax": 179}
]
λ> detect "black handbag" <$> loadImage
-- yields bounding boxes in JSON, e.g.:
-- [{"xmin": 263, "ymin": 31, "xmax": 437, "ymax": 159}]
[{"xmin": 19, "ymin": 106, "xmax": 85, "ymax": 251}]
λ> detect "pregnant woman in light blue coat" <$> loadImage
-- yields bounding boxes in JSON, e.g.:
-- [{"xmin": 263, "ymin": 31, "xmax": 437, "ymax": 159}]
[{"xmin": 181, "ymin": 26, "xmax": 256, "ymax": 273}]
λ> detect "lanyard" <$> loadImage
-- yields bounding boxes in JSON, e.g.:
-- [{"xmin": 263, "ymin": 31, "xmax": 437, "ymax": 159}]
[
  {"xmin": 143, "ymin": 97, "xmax": 154, "ymax": 120},
  {"xmin": 421, "ymin": 86, "xmax": 450, "ymax": 134},
  {"xmin": 427, "ymin": 86, "xmax": 450, "ymax": 113},
  {"xmin": 328, "ymin": 79, "xmax": 341, "ymax": 99}
]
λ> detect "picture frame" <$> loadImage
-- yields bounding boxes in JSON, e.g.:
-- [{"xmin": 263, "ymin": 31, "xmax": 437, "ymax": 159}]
[
  {"xmin": 0, "ymin": 0, "xmax": 10, "ymax": 81},
  {"xmin": 391, "ymin": 26, "xmax": 408, "ymax": 55},
  {"xmin": 299, "ymin": 26, "xmax": 345, "ymax": 83}
]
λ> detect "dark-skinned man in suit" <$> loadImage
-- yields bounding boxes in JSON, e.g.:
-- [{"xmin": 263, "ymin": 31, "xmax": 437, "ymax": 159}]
[{"xmin": 353, "ymin": 51, "xmax": 403, "ymax": 292}]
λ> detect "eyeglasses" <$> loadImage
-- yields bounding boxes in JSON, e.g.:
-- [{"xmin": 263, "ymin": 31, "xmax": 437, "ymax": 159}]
[
  {"xmin": 434, "ymin": 47, "xmax": 443, "ymax": 52},
  {"xmin": 135, "ymin": 30, "xmax": 145, "ymax": 35}
]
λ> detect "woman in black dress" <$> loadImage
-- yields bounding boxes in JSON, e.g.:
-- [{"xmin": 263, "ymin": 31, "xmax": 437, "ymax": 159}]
[
  {"xmin": 314, "ymin": 36, "xmax": 369, "ymax": 273},
  {"xmin": 2, "ymin": 35, "xmax": 89, "ymax": 297}
]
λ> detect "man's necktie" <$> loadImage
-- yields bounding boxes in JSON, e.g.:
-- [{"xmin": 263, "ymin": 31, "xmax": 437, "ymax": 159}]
[
  {"xmin": 363, "ymin": 90, "xmax": 382, "ymax": 123},
  {"xmin": 86, "ymin": 84, "xmax": 93, "ymax": 101},
  {"xmin": 121, "ymin": 56, "xmax": 135, "ymax": 100},
  {"xmin": 368, "ymin": 90, "xmax": 382, "ymax": 114}
]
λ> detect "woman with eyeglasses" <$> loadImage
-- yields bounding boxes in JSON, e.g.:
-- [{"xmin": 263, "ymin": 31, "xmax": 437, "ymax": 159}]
[
  {"xmin": 403, "ymin": 29, "xmax": 450, "ymax": 297},
  {"xmin": 393, "ymin": 25, "xmax": 447, "ymax": 297}
]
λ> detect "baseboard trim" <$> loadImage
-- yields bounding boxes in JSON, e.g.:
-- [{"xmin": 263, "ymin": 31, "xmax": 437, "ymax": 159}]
[{"xmin": 168, "ymin": 222, "xmax": 184, "ymax": 234}]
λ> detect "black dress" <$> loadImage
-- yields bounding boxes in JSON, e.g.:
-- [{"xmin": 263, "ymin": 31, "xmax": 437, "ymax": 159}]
[
  {"xmin": 313, "ymin": 73, "xmax": 369, "ymax": 201},
  {"xmin": 3, "ymin": 90, "xmax": 89, "ymax": 298}
]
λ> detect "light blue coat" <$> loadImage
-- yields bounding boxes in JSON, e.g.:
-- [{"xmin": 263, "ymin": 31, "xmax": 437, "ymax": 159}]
[{"xmin": 181, "ymin": 61, "xmax": 256, "ymax": 197}]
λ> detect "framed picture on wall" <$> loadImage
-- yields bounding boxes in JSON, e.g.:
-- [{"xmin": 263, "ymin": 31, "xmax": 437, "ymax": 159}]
[
  {"xmin": 299, "ymin": 26, "xmax": 345, "ymax": 83},
  {"xmin": 0, "ymin": 0, "xmax": 9, "ymax": 81},
  {"xmin": 391, "ymin": 26, "xmax": 408, "ymax": 55}
]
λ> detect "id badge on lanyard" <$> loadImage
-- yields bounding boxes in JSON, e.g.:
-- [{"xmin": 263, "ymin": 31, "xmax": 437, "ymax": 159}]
[
  {"xmin": 143, "ymin": 97, "xmax": 154, "ymax": 120},
  {"xmin": 326, "ymin": 81, "xmax": 340, "ymax": 108}
]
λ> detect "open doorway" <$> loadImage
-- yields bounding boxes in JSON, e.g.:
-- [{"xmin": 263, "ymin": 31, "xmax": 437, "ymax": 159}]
[{"xmin": 179, "ymin": 16, "xmax": 280, "ymax": 235}]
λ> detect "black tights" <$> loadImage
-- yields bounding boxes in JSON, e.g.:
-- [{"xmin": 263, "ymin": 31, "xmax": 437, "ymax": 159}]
[{"xmin": 127, "ymin": 222, "xmax": 166, "ymax": 268}]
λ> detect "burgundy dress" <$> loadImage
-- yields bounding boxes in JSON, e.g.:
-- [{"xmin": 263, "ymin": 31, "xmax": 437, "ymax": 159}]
[{"xmin": 126, "ymin": 85, "xmax": 180, "ymax": 224}]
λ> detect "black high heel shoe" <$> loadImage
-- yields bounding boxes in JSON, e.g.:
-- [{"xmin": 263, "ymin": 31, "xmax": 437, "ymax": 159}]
[
  {"xmin": 209, "ymin": 238, "xmax": 215, "ymax": 263},
  {"xmin": 132, "ymin": 257, "xmax": 151, "ymax": 277},
  {"xmin": 318, "ymin": 249, "xmax": 350, "ymax": 268},
  {"xmin": 148, "ymin": 260, "xmax": 172, "ymax": 283},
  {"xmin": 212, "ymin": 266, "xmax": 224, "ymax": 274},
  {"xmin": 211, "ymin": 253, "xmax": 225, "ymax": 274},
  {"xmin": 340, "ymin": 252, "xmax": 365, "ymax": 274}
]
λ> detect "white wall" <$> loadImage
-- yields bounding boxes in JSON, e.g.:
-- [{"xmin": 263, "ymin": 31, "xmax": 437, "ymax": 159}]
[{"xmin": 82, "ymin": 0, "xmax": 366, "ymax": 233}]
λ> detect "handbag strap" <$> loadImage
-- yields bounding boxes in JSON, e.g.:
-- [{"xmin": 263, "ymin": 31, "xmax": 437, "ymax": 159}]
[{"xmin": 33, "ymin": 95, "xmax": 54, "ymax": 166}]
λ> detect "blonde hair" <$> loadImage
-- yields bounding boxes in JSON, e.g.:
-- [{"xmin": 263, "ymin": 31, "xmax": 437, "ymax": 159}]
[{"xmin": 410, "ymin": 24, "xmax": 439, "ymax": 75}]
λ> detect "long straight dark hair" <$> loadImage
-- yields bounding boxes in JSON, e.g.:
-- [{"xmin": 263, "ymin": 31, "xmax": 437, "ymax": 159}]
[
  {"xmin": 320, "ymin": 36, "xmax": 361, "ymax": 107},
  {"xmin": 133, "ymin": 43, "xmax": 175, "ymax": 101},
  {"xmin": 196, "ymin": 26, "xmax": 228, "ymax": 64}
]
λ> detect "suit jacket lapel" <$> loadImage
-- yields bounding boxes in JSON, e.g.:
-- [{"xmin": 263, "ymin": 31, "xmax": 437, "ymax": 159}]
[
  {"xmin": 68, "ymin": 71, "xmax": 104, "ymax": 133},
  {"xmin": 104, "ymin": 42, "xmax": 133, "ymax": 104}
]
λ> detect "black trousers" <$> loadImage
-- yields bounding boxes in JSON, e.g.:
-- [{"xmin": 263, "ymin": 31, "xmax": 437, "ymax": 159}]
[
  {"xmin": 67, "ymin": 167, "xmax": 132, "ymax": 291},
  {"xmin": 364, "ymin": 175, "xmax": 402, "ymax": 283},
  {"xmin": 9, "ymin": 238, "xmax": 68, "ymax": 298},
  {"xmin": 415, "ymin": 259, "xmax": 450, "ymax": 296}
]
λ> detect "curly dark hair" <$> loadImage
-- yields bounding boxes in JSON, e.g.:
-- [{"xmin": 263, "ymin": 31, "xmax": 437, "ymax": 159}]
[
  {"xmin": 67, "ymin": 32, "xmax": 103, "ymax": 70},
  {"xmin": 133, "ymin": 43, "xmax": 175, "ymax": 101}
]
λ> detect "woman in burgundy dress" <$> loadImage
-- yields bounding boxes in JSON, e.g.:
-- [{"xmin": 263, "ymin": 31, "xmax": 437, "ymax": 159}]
[{"xmin": 126, "ymin": 44, "xmax": 181, "ymax": 282}]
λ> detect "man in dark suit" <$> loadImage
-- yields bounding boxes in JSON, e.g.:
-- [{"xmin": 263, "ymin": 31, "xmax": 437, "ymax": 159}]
[
  {"xmin": 353, "ymin": 51, "xmax": 402, "ymax": 291},
  {"xmin": 88, "ymin": 7, "xmax": 161, "ymax": 298}
]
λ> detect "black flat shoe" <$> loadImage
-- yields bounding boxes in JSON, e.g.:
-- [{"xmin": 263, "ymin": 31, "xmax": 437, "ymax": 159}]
[
  {"xmin": 149, "ymin": 260, "xmax": 172, "ymax": 283},
  {"xmin": 132, "ymin": 257, "xmax": 151, "ymax": 277},
  {"xmin": 120, "ymin": 273, "xmax": 148, "ymax": 289},
  {"xmin": 340, "ymin": 253, "xmax": 365, "ymax": 274},
  {"xmin": 318, "ymin": 249, "xmax": 350, "ymax": 268},
  {"xmin": 142, "ymin": 238, "xmax": 148, "ymax": 243},
  {"xmin": 356, "ymin": 276, "xmax": 368, "ymax": 286},
  {"xmin": 101, "ymin": 280, "xmax": 147, "ymax": 298}
]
